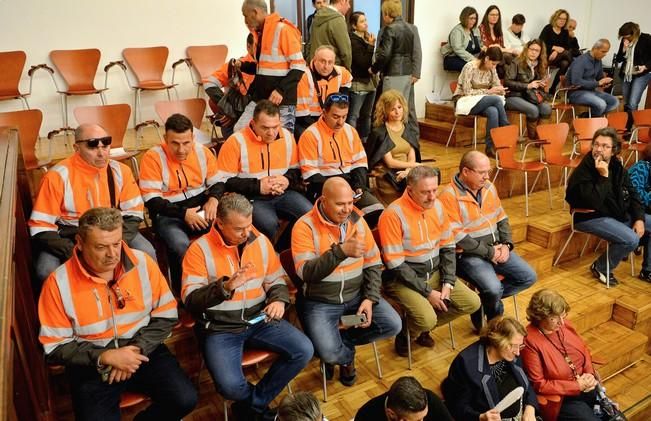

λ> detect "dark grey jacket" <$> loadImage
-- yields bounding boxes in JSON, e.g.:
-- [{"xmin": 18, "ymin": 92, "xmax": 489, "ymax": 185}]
[{"xmin": 372, "ymin": 16, "xmax": 414, "ymax": 76}]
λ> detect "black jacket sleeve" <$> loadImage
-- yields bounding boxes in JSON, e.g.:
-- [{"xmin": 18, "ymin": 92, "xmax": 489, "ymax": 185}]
[
  {"xmin": 205, "ymin": 86, "xmax": 225, "ymax": 105},
  {"xmin": 224, "ymin": 177, "xmax": 261, "ymax": 198},
  {"xmin": 442, "ymin": 356, "xmax": 482, "ymax": 421},
  {"xmin": 127, "ymin": 317, "xmax": 177, "ymax": 356},
  {"xmin": 144, "ymin": 197, "xmax": 187, "ymax": 220},
  {"xmin": 285, "ymin": 168, "xmax": 305, "ymax": 192},
  {"xmin": 300, "ymin": 243, "xmax": 347, "ymax": 284},
  {"xmin": 276, "ymin": 69, "xmax": 304, "ymax": 98},
  {"xmin": 349, "ymin": 167, "xmax": 369, "ymax": 191},
  {"xmin": 504, "ymin": 61, "xmax": 529, "ymax": 92},
  {"xmin": 183, "ymin": 276, "xmax": 231, "ymax": 319},
  {"xmin": 121, "ymin": 215, "xmax": 142, "ymax": 243},
  {"xmin": 390, "ymin": 262, "xmax": 432, "ymax": 297},
  {"xmin": 240, "ymin": 61, "xmax": 257, "ymax": 75},
  {"xmin": 372, "ymin": 26, "xmax": 394, "ymax": 74},
  {"xmin": 33, "ymin": 231, "xmax": 74, "ymax": 261}
]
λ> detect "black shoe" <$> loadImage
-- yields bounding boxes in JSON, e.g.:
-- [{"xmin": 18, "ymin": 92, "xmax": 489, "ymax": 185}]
[
  {"xmin": 339, "ymin": 362, "xmax": 357, "ymax": 386},
  {"xmin": 470, "ymin": 308, "xmax": 485, "ymax": 333},
  {"xmin": 321, "ymin": 361, "xmax": 335, "ymax": 380},
  {"xmin": 231, "ymin": 401, "xmax": 253, "ymax": 421},
  {"xmin": 394, "ymin": 331, "xmax": 409, "ymax": 357},
  {"xmin": 415, "ymin": 331, "xmax": 435, "ymax": 348},
  {"xmin": 639, "ymin": 270, "xmax": 651, "ymax": 283},
  {"xmin": 485, "ymin": 146, "xmax": 496, "ymax": 159},
  {"xmin": 591, "ymin": 262, "xmax": 618, "ymax": 286},
  {"xmin": 578, "ymin": 111, "xmax": 591, "ymax": 118}
]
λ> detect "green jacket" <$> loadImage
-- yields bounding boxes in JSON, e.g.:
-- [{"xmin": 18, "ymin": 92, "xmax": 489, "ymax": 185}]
[{"xmin": 307, "ymin": 6, "xmax": 352, "ymax": 70}]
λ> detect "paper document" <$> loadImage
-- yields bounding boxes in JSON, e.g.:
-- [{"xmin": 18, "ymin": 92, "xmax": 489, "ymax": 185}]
[
  {"xmin": 109, "ymin": 147, "xmax": 126, "ymax": 157},
  {"xmin": 494, "ymin": 386, "xmax": 523, "ymax": 413}
]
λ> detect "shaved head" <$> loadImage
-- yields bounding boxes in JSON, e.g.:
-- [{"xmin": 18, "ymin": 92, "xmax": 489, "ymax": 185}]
[
  {"xmin": 459, "ymin": 150, "xmax": 488, "ymax": 172},
  {"xmin": 459, "ymin": 151, "xmax": 492, "ymax": 193},
  {"xmin": 321, "ymin": 177, "xmax": 354, "ymax": 224},
  {"xmin": 75, "ymin": 123, "xmax": 108, "ymax": 142}
]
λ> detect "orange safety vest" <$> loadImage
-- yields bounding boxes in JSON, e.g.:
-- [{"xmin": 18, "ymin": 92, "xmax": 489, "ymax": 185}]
[
  {"xmin": 205, "ymin": 54, "xmax": 255, "ymax": 95},
  {"xmin": 253, "ymin": 13, "xmax": 305, "ymax": 77},
  {"xmin": 38, "ymin": 243, "xmax": 177, "ymax": 355},
  {"xmin": 377, "ymin": 191, "xmax": 454, "ymax": 270},
  {"xmin": 295, "ymin": 64, "xmax": 352, "ymax": 117},
  {"xmin": 215, "ymin": 124, "xmax": 298, "ymax": 182},
  {"xmin": 291, "ymin": 200, "xmax": 381, "ymax": 304},
  {"xmin": 139, "ymin": 141, "xmax": 219, "ymax": 203},
  {"xmin": 297, "ymin": 117, "xmax": 367, "ymax": 180},
  {"xmin": 438, "ymin": 176, "xmax": 508, "ymax": 244},
  {"xmin": 28, "ymin": 153, "xmax": 144, "ymax": 236},
  {"xmin": 181, "ymin": 226, "xmax": 287, "ymax": 323}
]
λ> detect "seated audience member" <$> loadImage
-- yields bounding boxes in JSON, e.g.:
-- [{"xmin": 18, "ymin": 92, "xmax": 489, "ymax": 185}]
[
  {"xmin": 504, "ymin": 39, "xmax": 553, "ymax": 140},
  {"xmin": 566, "ymin": 127, "xmax": 647, "ymax": 286},
  {"xmin": 215, "ymin": 100, "xmax": 312, "ymax": 247},
  {"xmin": 307, "ymin": 0, "xmax": 352, "ymax": 69},
  {"xmin": 298, "ymin": 93, "xmax": 384, "ymax": 227},
  {"xmin": 182, "ymin": 193, "xmax": 313, "ymax": 420},
  {"xmin": 355, "ymin": 376, "xmax": 453, "ymax": 421},
  {"xmin": 378, "ymin": 166, "xmax": 481, "ymax": 356},
  {"xmin": 204, "ymin": 33, "xmax": 256, "ymax": 139},
  {"xmin": 291, "ymin": 177, "xmax": 401, "ymax": 387},
  {"xmin": 615, "ymin": 22, "xmax": 651, "ymax": 131},
  {"xmin": 277, "ymin": 392, "xmax": 326, "ymax": 421},
  {"xmin": 442, "ymin": 316, "xmax": 538, "ymax": 421},
  {"xmin": 439, "ymin": 151, "xmax": 537, "ymax": 330},
  {"xmin": 139, "ymin": 113, "xmax": 220, "ymax": 292},
  {"xmin": 347, "ymin": 11, "xmax": 377, "ymax": 142},
  {"xmin": 629, "ymin": 143, "xmax": 651, "ymax": 282},
  {"xmin": 567, "ymin": 19, "xmax": 582, "ymax": 57},
  {"xmin": 521, "ymin": 289, "xmax": 601, "ymax": 421},
  {"xmin": 539, "ymin": 9, "xmax": 574, "ymax": 92},
  {"xmin": 453, "ymin": 46, "xmax": 510, "ymax": 157},
  {"xmin": 504, "ymin": 14, "xmax": 530, "ymax": 56},
  {"xmin": 566, "ymin": 39, "xmax": 619, "ymax": 117},
  {"xmin": 478, "ymin": 4, "xmax": 517, "ymax": 78},
  {"xmin": 365, "ymin": 90, "xmax": 421, "ymax": 204},
  {"xmin": 38, "ymin": 208, "xmax": 197, "ymax": 420},
  {"xmin": 29, "ymin": 123, "xmax": 155, "ymax": 284},
  {"xmin": 295, "ymin": 45, "xmax": 352, "ymax": 139},
  {"xmin": 442, "ymin": 6, "xmax": 483, "ymax": 72}
]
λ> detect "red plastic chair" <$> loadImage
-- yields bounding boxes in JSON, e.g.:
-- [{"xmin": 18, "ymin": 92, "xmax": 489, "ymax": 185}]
[
  {"xmin": 154, "ymin": 98, "xmax": 206, "ymax": 130},
  {"xmin": 537, "ymin": 123, "xmax": 580, "ymax": 192},
  {"xmin": 625, "ymin": 109, "xmax": 651, "ymax": 164},
  {"xmin": 446, "ymin": 80, "xmax": 480, "ymax": 148},
  {"xmin": 551, "ymin": 75, "xmax": 578, "ymax": 123},
  {"xmin": 571, "ymin": 117, "xmax": 607, "ymax": 157},
  {"xmin": 177, "ymin": 45, "xmax": 229, "ymax": 97},
  {"xmin": 0, "ymin": 109, "xmax": 50, "ymax": 170},
  {"xmin": 0, "ymin": 50, "xmax": 30, "ymax": 109},
  {"xmin": 491, "ymin": 125, "xmax": 552, "ymax": 216}
]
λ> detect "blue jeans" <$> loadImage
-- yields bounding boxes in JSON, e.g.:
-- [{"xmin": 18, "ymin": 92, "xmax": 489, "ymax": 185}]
[
  {"xmin": 347, "ymin": 90, "xmax": 376, "ymax": 140},
  {"xmin": 154, "ymin": 214, "xmax": 209, "ymax": 292},
  {"xmin": 457, "ymin": 251, "xmax": 537, "ymax": 320},
  {"xmin": 202, "ymin": 319, "xmax": 313, "ymax": 413},
  {"xmin": 252, "ymin": 190, "xmax": 313, "ymax": 240},
  {"xmin": 234, "ymin": 102, "xmax": 296, "ymax": 133},
  {"xmin": 301, "ymin": 295, "xmax": 401, "ymax": 365},
  {"xmin": 623, "ymin": 72, "xmax": 651, "ymax": 129},
  {"xmin": 469, "ymin": 96, "xmax": 510, "ymax": 149},
  {"xmin": 505, "ymin": 96, "xmax": 552, "ymax": 120},
  {"xmin": 574, "ymin": 215, "xmax": 650, "ymax": 273},
  {"xmin": 67, "ymin": 345, "xmax": 197, "ymax": 421},
  {"xmin": 568, "ymin": 90, "xmax": 619, "ymax": 117},
  {"xmin": 35, "ymin": 232, "xmax": 157, "ymax": 283}
]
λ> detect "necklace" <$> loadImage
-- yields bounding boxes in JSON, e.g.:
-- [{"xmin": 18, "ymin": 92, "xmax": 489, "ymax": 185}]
[{"xmin": 539, "ymin": 328, "xmax": 580, "ymax": 379}]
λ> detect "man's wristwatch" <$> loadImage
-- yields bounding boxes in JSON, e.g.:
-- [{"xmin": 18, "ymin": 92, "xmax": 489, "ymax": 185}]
[{"xmin": 96, "ymin": 355, "xmax": 112, "ymax": 381}]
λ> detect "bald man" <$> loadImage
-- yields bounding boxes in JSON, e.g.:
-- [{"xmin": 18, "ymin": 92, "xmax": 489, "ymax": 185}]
[
  {"xmin": 291, "ymin": 177, "xmax": 401, "ymax": 387},
  {"xmin": 29, "ymin": 124, "xmax": 156, "ymax": 284},
  {"xmin": 438, "ymin": 151, "xmax": 536, "ymax": 330}
]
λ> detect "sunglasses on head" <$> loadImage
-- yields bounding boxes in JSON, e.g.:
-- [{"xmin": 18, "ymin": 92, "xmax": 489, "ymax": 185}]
[
  {"xmin": 77, "ymin": 136, "xmax": 112, "ymax": 148},
  {"xmin": 325, "ymin": 94, "xmax": 349, "ymax": 105},
  {"xmin": 108, "ymin": 280, "xmax": 126, "ymax": 309}
]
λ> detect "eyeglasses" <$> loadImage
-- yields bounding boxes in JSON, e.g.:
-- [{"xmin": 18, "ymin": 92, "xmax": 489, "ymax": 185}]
[
  {"xmin": 108, "ymin": 280, "xmax": 126, "ymax": 309},
  {"xmin": 325, "ymin": 94, "xmax": 349, "ymax": 106},
  {"xmin": 77, "ymin": 136, "xmax": 112, "ymax": 148},
  {"xmin": 593, "ymin": 142, "xmax": 613, "ymax": 150},
  {"xmin": 469, "ymin": 167, "xmax": 493, "ymax": 177},
  {"xmin": 509, "ymin": 343, "xmax": 526, "ymax": 351}
]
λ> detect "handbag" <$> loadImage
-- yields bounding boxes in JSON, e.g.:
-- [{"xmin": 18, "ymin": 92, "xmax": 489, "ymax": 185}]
[
  {"xmin": 595, "ymin": 384, "xmax": 627, "ymax": 420},
  {"xmin": 217, "ymin": 59, "xmax": 250, "ymax": 119},
  {"xmin": 523, "ymin": 88, "xmax": 544, "ymax": 105},
  {"xmin": 383, "ymin": 169, "xmax": 407, "ymax": 192}
]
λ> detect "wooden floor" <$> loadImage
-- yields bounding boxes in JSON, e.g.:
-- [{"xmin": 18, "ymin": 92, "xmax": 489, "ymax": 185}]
[{"xmin": 42, "ymin": 124, "xmax": 651, "ymax": 421}]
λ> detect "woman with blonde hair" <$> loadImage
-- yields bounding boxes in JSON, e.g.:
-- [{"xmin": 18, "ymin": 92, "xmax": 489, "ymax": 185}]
[
  {"xmin": 365, "ymin": 89, "xmax": 421, "ymax": 204},
  {"xmin": 442, "ymin": 316, "xmax": 538, "ymax": 421},
  {"xmin": 539, "ymin": 9, "xmax": 573, "ymax": 92}
]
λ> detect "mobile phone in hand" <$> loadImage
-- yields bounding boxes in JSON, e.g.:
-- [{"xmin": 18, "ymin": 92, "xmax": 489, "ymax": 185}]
[
  {"xmin": 353, "ymin": 192, "xmax": 363, "ymax": 200},
  {"xmin": 246, "ymin": 312, "xmax": 267, "ymax": 325},
  {"xmin": 340, "ymin": 313, "xmax": 367, "ymax": 327}
]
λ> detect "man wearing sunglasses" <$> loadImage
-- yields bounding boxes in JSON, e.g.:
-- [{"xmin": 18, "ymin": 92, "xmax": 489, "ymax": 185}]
[
  {"xmin": 28, "ymin": 123, "xmax": 156, "ymax": 286},
  {"xmin": 298, "ymin": 92, "xmax": 384, "ymax": 228},
  {"xmin": 38, "ymin": 207, "xmax": 197, "ymax": 420}
]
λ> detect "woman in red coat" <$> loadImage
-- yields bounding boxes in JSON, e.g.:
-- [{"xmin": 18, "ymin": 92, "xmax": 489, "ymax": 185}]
[{"xmin": 521, "ymin": 289, "xmax": 601, "ymax": 420}]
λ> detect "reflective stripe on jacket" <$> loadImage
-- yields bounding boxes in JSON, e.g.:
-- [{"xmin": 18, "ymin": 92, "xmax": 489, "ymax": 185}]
[{"xmin": 295, "ymin": 65, "xmax": 352, "ymax": 117}]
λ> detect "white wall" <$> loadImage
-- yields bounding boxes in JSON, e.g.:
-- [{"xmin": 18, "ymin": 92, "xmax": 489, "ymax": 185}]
[{"xmin": 1, "ymin": 0, "xmax": 650, "ymax": 135}]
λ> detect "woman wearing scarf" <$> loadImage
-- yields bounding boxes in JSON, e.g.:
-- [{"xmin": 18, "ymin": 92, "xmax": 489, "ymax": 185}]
[{"xmin": 616, "ymin": 22, "xmax": 651, "ymax": 131}]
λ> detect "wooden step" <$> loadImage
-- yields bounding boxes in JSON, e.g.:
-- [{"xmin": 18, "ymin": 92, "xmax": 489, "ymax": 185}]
[
  {"xmin": 582, "ymin": 321, "xmax": 648, "ymax": 379},
  {"xmin": 419, "ymin": 118, "xmax": 475, "ymax": 146},
  {"xmin": 603, "ymin": 354, "xmax": 651, "ymax": 421},
  {"xmin": 517, "ymin": 241, "xmax": 555, "ymax": 275},
  {"xmin": 614, "ymin": 292, "xmax": 651, "ymax": 354}
]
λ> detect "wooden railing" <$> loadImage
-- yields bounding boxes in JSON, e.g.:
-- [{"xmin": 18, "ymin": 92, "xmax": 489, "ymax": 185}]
[{"xmin": 0, "ymin": 127, "xmax": 55, "ymax": 420}]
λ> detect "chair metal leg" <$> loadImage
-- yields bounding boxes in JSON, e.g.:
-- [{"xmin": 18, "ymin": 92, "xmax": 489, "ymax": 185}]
[
  {"xmin": 545, "ymin": 167, "xmax": 553, "ymax": 210},
  {"xmin": 513, "ymin": 295, "xmax": 519, "ymax": 321},
  {"xmin": 446, "ymin": 117, "xmax": 458, "ymax": 147},
  {"xmin": 524, "ymin": 171, "xmax": 530, "ymax": 217},
  {"xmin": 406, "ymin": 317, "xmax": 412, "ymax": 370},
  {"xmin": 99, "ymin": 91, "xmax": 107, "ymax": 105},
  {"xmin": 473, "ymin": 116, "xmax": 478, "ymax": 149},
  {"xmin": 579, "ymin": 235, "xmax": 590, "ymax": 257},
  {"xmin": 553, "ymin": 231, "xmax": 575, "ymax": 266},
  {"xmin": 372, "ymin": 342, "xmax": 382, "ymax": 379},
  {"xmin": 448, "ymin": 322, "xmax": 456, "ymax": 350},
  {"xmin": 630, "ymin": 253, "xmax": 635, "ymax": 277},
  {"xmin": 321, "ymin": 361, "xmax": 328, "ymax": 402},
  {"xmin": 287, "ymin": 382, "xmax": 293, "ymax": 394},
  {"xmin": 529, "ymin": 172, "xmax": 542, "ymax": 193},
  {"xmin": 224, "ymin": 401, "xmax": 229, "ymax": 421}
]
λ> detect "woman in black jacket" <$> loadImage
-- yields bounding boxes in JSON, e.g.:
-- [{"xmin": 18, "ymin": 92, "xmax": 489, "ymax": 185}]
[
  {"xmin": 615, "ymin": 22, "xmax": 651, "ymax": 130},
  {"xmin": 347, "ymin": 11, "xmax": 377, "ymax": 141},
  {"xmin": 539, "ymin": 9, "xmax": 573, "ymax": 92}
]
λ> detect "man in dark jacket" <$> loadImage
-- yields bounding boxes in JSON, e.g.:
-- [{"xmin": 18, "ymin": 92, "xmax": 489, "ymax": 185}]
[
  {"xmin": 566, "ymin": 127, "xmax": 648, "ymax": 285},
  {"xmin": 307, "ymin": 0, "xmax": 351, "ymax": 69}
]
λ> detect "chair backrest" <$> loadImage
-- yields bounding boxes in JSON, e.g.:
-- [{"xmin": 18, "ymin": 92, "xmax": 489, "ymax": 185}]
[
  {"xmin": 537, "ymin": 122, "xmax": 570, "ymax": 164},
  {"xmin": 279, "ymin": 248, "xmax": 303, "ymax": 291},
  {"xmin": 186, "ymin": 45, "xmax": 228, "ymax": 84},
  {"xmin": 607, "ymin": 111, "xmax": 628, "ymax": 134},
  {"xmin": 73, "ymin": 104, "xmax": 131, "ymax": 149},
  {"xmin": 633, "ymin": 109, "xmax": 651, "ymax": 143},
  {"xmin": 155, "ymin": 98, "xmax": 206, "ymax": 129},
  {"xmin": 572, "ymin": 117, "xmax": 607, "ymax": 155},
  {"xmin": 490, "ymin": 125, "xmax": 519, "ymax": 166},
  {"xmin": 0, "ymin": 109, "xmax": 44, "ymax": 170},
  {"xmin": 0, "ymin": 50, "xmax": 27, "ymax": 97},
  {"xmin": 50, "ymin": 49, "xmax": 101, "ymax": 92},
  {"xmin": 449, "ymin": 80, "xmax": 458, "ymax": 93},
  {"xmin": 122, "ymin": 46, "xmax": 169, "ymax": 86}
]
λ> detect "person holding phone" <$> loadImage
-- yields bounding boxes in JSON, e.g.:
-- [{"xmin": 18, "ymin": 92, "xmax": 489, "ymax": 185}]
[
  {"xmin": 292, "ymin": 177, "xmax": 401, "ymax": 387},
  {"xmin": 565, "ymin": 39, "xmax": 619, "ymax": 117},
  {"xmin": 181, "ymin": 193, "xmax": 314, "ymax": 420}
]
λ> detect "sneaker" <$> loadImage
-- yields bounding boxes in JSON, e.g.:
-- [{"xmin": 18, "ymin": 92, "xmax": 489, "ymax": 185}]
[
  {"xmin": 591, "ymin": 262, "xmax": 618, "ymax": 286},
  {"xmin": 639, "ymin": 270, "xmax": 651, "ymax": 283},
  {"xmin": 339, "ymin": 361, "xmax": 357, "ymax": 386},
  {"xmin": 321, "ymin": 361, "xmax": 335, "ymax": 381},
  {"xmin": 415, "ymin": 331, "xmax": 435, "ymax": 348},
  {"xmin": 394, "ymin": 331, "xmax": 410, "ymax": 357}
]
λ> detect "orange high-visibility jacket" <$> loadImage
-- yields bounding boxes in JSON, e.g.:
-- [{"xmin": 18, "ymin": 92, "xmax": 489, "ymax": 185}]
[
  {"xmin": 205, "ymin": 54, "xmax": 255, "ymax": 95},
  {"xmin": 253, "ymin": 13, "xmax": 305, "ymax": 78},
  {"xmin": 38, "ymin": 243, "xmax": 178, "ymax": 364},
  {"xmin": 291, "ymin": 200, "xmax": 382, "ymax": 304},
  {"xmin": 295, "ymin": 65, "xmax": 352, "ymax": 117},
  {"xmin": 438, "ymin": 175, "xmax": 511, "ymax": 260},
  {"xmin": 181, "ymin": 226, "xmax": 289, "ymax": 331},
  {"xmin": 377, "ymin": 191, "xmax": 457, "ymax": 296},
  {"xmin": 298, "ymin": 117, "xmax": 368, "ymax": 182},
  {"xmin": 28, "ymin": 153, "xmax": 144, "ymax": 236}
]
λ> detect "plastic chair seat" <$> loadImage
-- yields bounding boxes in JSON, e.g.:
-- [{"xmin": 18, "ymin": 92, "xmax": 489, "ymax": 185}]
[
  {"xmin": 58, "ymin": 87, "xmax": 108, "ymax": 96},
  {"xmin": 120, "ymin": 391, "xmax": 149, "ymax": 408},
  {"xmin": 137, "ymin": 81, "xmax": 176, "ymax": 90},
  {"xmin": 500, "ymin": 160, "xmax": 547, "ymax": 172},
  {"xmin": 0, "ymin": 92, "xmax": 22, "ymax": 99}
]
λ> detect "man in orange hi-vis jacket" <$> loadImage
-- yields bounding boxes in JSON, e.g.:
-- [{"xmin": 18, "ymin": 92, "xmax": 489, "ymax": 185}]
[{"xmin": 38, "ymin": 207, "xmax": 197, "ymax": 420}]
